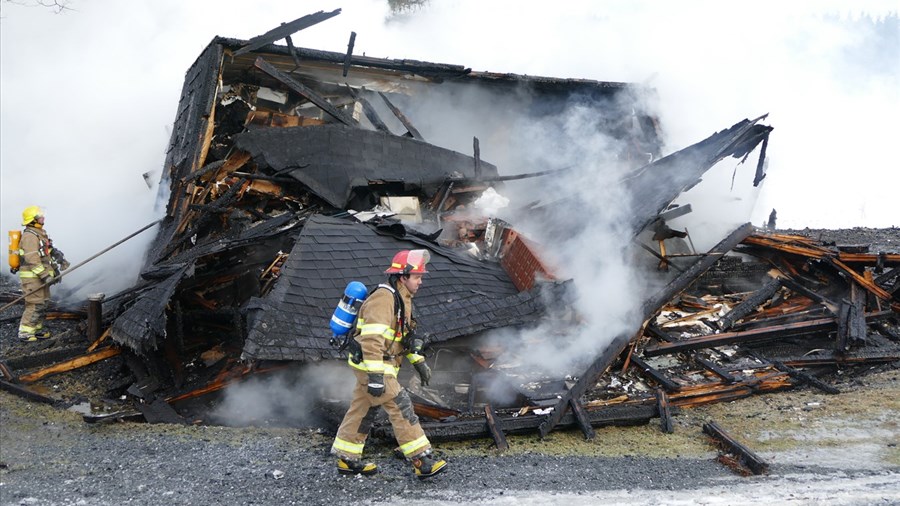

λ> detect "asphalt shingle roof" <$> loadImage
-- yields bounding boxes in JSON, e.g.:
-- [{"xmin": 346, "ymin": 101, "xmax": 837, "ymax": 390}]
[{"xmin": 242, "ymin": 214, "xmax": 547, "ymax": 362}]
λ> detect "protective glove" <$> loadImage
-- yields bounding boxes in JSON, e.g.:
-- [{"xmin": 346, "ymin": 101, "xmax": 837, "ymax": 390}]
[
  {"xmin": 367, "ymin": 373, "xmax": 385, "ymax": 397},
  {"xmin": 413, "ymin": 361, "xmax": 432, "ymax": 386},
  {"xmin": 47, "ymin": 275, "xmax": 61, "ymax": 286},
  {"xmin": 59, "ymin": 259, "xmax": 71, "ymax": 271}
]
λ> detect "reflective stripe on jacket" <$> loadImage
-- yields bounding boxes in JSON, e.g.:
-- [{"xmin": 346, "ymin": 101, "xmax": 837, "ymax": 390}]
[
  {"xmin": 346, "ymin": 284, "xmax": 414, "ymax": 375},
  {"xmin": 18, "ymin": 226, "xmax": 53, "ymax": 280}
]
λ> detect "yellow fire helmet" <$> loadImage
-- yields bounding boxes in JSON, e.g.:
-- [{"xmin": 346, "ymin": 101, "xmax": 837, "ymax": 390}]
[{"xmin": 22, "ymin": 205, "xmax": 44, "ymax": 226}]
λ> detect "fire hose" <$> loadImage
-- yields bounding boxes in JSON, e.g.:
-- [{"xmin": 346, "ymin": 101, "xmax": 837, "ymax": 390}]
[{"xmin": 0, "ymin": 219, "xmax": 162, "ymax": 313}]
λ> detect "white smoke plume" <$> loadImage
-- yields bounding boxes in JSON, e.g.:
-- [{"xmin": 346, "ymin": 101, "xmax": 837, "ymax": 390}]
[{"xmin": 209, "ymin": 362, "xmax": 353, "ymax": 427}]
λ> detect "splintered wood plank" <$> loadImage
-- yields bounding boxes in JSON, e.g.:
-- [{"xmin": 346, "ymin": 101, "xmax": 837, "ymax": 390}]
[
  {"xmin": 233, "ymin": 9, "xmax": 342, "ymax": 57},
  {"xmin": 254, "ymin": 57, "xmax": 357, "ymax": 127},
  {"xmin": 703, "ymin": 420, "xmax": 769, "ymax": 475},
  {"xmin": 484, "ymin": 404, "xmax": 509, "ymax": 451},
  {"xmin": 19, "ymin": 347, "xmax": 120, "ymax": 383}
]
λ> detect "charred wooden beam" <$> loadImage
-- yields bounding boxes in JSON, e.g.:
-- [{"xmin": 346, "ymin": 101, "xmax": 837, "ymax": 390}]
[
  {"xmin": 283, "ymin": 35, "xmax": 303, "ymax": 70},
  {"xmin": 656, "ymin": 389, "xmax": 674, "ymax": 434},
  {"xmin": 828, "ymin": 258, "xmax": 893, "ymax": 301},
  {"xmin": 874, "ymin": 265, "xmax": 900, "ymax": 287},
  {"xmin": 642, "ymin": 311, "xmax": 896, "ymax": 356},
  {"xmin": 645, "ymin": 323, "xmax": 675, "ymax": 342},
  {"xmin": 6, "ymin": 346, "xmax": 88, "ymax": 371},
  {"xmin": 692, "ymin": 354, "xmax": 737, "ymax": 384},
  {"xmin": 412, "ymin": 403, "xmax": 656, "ymax": 443},
  {"xmin": 232, "ymin": 9, "xmax": 342, "ymax": 57},
  {"xmin": 87, "ymin": 293, "xmax": 105, "ymax": 344},
  {"xmin": 342, "ymin": 31, "xmax": 356, "ymax": 77},
  {"xmin": 344, "ymin": 85, "xmax": 392, "ymax": 133},
  {"xmin": 717, "ymin": 277, "xmax": 781, "ymax": 331},
  {"xmin": 769, "ymin": 360, "xmax": 840, "ymax": 394},
  {"xmin": 569, "ymin": 399, "xmax": 596, "ymax": 439},
  {"xmin": 254, "ymin": 57, "xmax": 357, "ymax": 127},
  {"xmin": 630, "ymin": 355, "xmax": 681, "ymax": 391},
  {"xmin": 477, "ymin": 166, "xmax": 575, "ymax": 182},
  {"xmin": 703, "ymin": 420, "xmax": 768, "ymax": 475},
  {"xmin": 836, "ymin": 285, "xmax": 867, "ymax": 352},
  {"xmin": 539, "ymin": 223, "xmax": 754, "ymax": 438},
  {"xmin": 484, "ymin": 404, "xmax": 509, "ymax": 451},
  {"xmin": 378, "ymin": 91, "xmax": 425, "ymax": 141},
  {"xmin": 782, "ymin": 348, "xmax": 900, "ymax": 366},
  {"xmin": 636, "ymin": 241, "xmax": 686, "ymax": 273},
  {"xmin": 779, "ymin": 277, "xmax": 838, "ymax": 311},
  {"xmin": 0, "ymin": 378, "xmax": 57, "ymax": 404}
]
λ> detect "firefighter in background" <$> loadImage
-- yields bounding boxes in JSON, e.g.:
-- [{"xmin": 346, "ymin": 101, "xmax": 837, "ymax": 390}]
[
  {"xmin": 331, "ymin": 249, "xmax": 448, "ymax": 479},
  {"xmin": 16, "ymin": 206, "xmax": 69, "ymax": 341}
]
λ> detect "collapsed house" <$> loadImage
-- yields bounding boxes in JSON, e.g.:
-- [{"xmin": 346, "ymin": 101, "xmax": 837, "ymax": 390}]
[{"xmin": 2, "ymin": 11, "xmax": 898, "ymax": 472}]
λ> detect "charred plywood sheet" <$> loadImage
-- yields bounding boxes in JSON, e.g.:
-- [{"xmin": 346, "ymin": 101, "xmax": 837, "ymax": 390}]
[
  {"xmin": 232, "ymin": 125, "xmax": 498, "ymax": 209},
  {"xmin": 242, "ymin": 214, "xmax": 547, "ymax": 362}
]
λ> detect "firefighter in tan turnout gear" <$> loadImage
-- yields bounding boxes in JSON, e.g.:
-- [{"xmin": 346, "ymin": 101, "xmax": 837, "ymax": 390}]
[
  {"xmin": 14, "ymin": 206, "xmax": 69, "ymax": 341},
  {"xmin": 331, "ymin": 249, "xmax": 448, "ymax": 479}
]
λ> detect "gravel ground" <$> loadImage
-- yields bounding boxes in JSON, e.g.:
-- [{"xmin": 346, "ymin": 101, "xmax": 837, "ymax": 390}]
[
  {"xmin": 2, "ymin": 365, "xmax": 898, "ymax": 505},
  {"xmin": 2, "ymin": 227, "xmax": 899, "ymax": 505}
]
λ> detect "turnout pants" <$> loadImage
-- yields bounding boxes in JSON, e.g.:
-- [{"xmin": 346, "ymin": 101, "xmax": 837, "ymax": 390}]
[
  {"xmin": 19, "ymin": 277, "xmax": 50, "ymax": 335},
  {"xmin": 332, "ymin": 369, "xmax": 431, "ymax": 461}
]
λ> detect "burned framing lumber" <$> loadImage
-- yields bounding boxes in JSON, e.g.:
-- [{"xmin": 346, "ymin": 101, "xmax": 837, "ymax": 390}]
[
  {"xmin": 703, "ymin": 420, "xmax": 769, "ymax": 475},
  {"xmin": 630, "ymin": 355, "xmax": 681, "ymax": 391},
  {"xmin": 569, "ymin": 399, "xmax": 596, "ymax": 439},
  {"xmin": 378, "ymin": 92, "xmax": 425, "ymax": 141},
  {"xmin": 342, "ymin": 31, "xmax": 356, "ymax": 77},
  {"xmin": 0, "ymin": 378, "xmax": 57, "ymax": 404},
  {"xmin": 232, "ymin": 9, "xmax": 342, "ymax": 57},
  {"xmin": 836, "ymin": 285, "xmax": 866, "ymax": 352},
  {"xmin": 644, "ymin": 310, "xmax": 895, "ymax": 357},
  {"xmin": 717, "ymin": 276, "xmax": 781, "ymax": 331},
  {"xmin": 692, "ymin": 354, "xmax": 737, "ymax": 384},
  {"xmin": 254, "ymin": 57, "xmax": 357, "ymax": 127},
  {"xmin": 345, "ymin": 85, "xmax": 391, "ymax": 133},
  {"xmin": 484, "ymin": 404, "xmax": 509, "ymax": 451},
  {"xmin": 401, "ymin": 403, "xmax": 656, "ymax": 443},
  {"xmin": 770, "ymin": 360, "xmax": 840, "ymax": 394},
  {"xmin": 656, "ymin": 388, "xmax": 674, "ymax": 434},
  {"xmin": 538, "ymin": 223, "xmax": 754, "ymax": 438}
]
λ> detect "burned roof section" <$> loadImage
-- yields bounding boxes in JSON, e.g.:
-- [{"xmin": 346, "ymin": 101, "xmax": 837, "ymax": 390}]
[
  {"xmin": 242, "ymin": 214, "xmax": 549, "ymax": 362},
  {"xmin": 232, "ymin": 124, "xmax": 498, "ymax": 209}
]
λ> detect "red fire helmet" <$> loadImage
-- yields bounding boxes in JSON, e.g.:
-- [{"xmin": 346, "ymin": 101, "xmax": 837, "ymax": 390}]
[{"xmin": 385, "ymin": 249, "xmax": 431, "ymax": 275}]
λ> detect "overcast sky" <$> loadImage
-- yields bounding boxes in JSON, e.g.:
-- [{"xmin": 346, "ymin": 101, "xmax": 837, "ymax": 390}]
[{"xmin": 1, "ymin": 0, "xmax": 897, "ymax": 298}]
